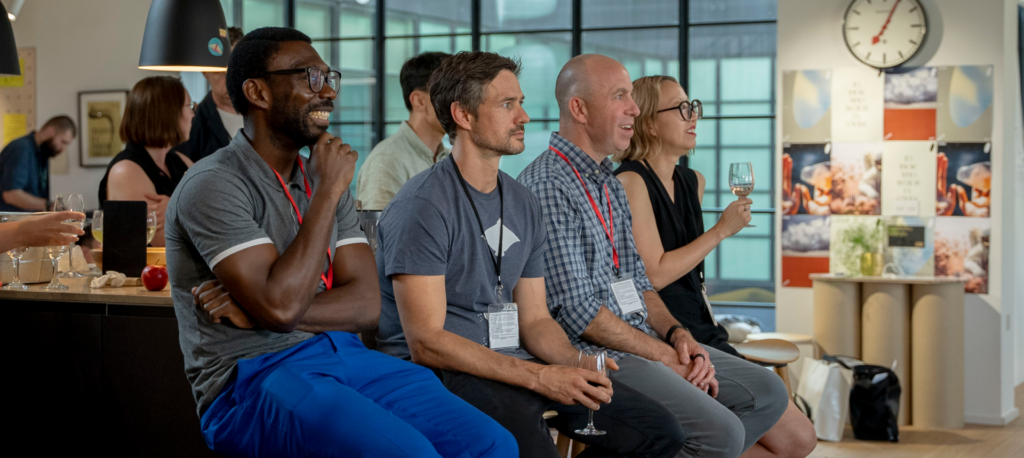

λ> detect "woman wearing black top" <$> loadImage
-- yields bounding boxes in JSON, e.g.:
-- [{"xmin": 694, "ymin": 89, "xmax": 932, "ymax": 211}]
[
  {"xmin": 616, "ymin": 75, "xmax": 815, "ymax": 458},
  {"xmin": 99, "ymin": 76, "xmax": 195, "ymax": 246}
]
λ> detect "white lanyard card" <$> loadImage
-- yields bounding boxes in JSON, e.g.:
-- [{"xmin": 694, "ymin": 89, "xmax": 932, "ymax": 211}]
[
  {"xmin": 487, "ymin": 303, "xmax": 519, "ymax": 350},
  {"xmin": 611, "ymin": 275, "xmax": 644, "ymax": 315}
]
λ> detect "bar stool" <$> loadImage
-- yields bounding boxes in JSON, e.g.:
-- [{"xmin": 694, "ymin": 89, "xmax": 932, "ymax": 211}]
[
  {"xmin": 732, "ymin": 339, "xmax": 801, "ymax": 395},
  {"xmin": 546, "ymin": 411, "xmax": 586, "ymax": 458}
]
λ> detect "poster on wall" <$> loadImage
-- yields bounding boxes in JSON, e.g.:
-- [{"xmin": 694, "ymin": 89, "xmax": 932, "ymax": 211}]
[
  {"xmin": 0, "ymin": 48, "xmax": 44, "ymax": 171},
  {"xmin": 884, "ymin": 67, "xmax": 937, "ymax": 141},
  {"xmin": 935, "ymin": 216, "xmax": 989, "ymax": 294},
  {"xmin": 829, "ymin": 215, "xmax": 883, "ymax": 276},
  {"xmin": 781, "ymin": 215, "xmax": 830, "ymax": 288},
  {"xmin": 782, "ymin": 69, "xmax": 831, "ymax": 143},
  {"xmin": 831, "ymin": 68, "xmax": 884, "ymax": 142},
  {"xmin": 881, "ymin": 141, "xmax": 936, "ymax": 217},
  {"xmin": 936, "ymin": 66, "xmax": 993, "ymax": 142},
  {"xmin": 830, "ymin": 143, "xmax": 882, "ymax": 215},
  {"xmin": 782, "ymin": 143, "xmax": 831, "ymax": 216},
  {"xmin": 936, "ymin": 142, "xmax": 990, "ymax": 217},
  {"xmin": 78, "ymin": 90, "xmax": 128, "ymax": 168},
  {"xmin": 883, "ymin": 217, "xmax": 935, "ymax": 277}
]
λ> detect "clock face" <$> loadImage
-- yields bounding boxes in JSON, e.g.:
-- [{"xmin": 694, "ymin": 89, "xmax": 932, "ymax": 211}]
[{"xmin": 843, "ymin": 0, "xmax": 927, "ymax": 68}]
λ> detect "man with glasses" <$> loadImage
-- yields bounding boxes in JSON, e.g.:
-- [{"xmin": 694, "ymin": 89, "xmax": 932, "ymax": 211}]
[
  {"xmin": 167, "ymin": 28, "xmax": 516, "ymax": 457},
  {"xmin": 519, "ymin": 55, "xmax": 808, "ymax": 458}
]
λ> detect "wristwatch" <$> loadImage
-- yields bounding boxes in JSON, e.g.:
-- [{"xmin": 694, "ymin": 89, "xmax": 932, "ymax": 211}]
[{"xmin": 665, "ymin": 324, "xmax": 687, "ymax": 344}]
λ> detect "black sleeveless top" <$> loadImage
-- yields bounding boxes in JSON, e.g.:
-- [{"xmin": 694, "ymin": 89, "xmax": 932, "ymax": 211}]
[
  {"xmin": 615, "ymin": 160, "xmax": 738, "ymax": 356},
  {"xmin": 98, "ymin": 142, "xmax": 189, "ymax": 208}
]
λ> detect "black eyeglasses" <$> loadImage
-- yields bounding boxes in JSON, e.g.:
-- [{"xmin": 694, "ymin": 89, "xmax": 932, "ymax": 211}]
[
  {"xmin": 656, "ymin": 99, "xmax": 702, "ymax": 121},
  {"xmin": 262, "ymin": 67, "xmax": 341, "ymax": 93}
]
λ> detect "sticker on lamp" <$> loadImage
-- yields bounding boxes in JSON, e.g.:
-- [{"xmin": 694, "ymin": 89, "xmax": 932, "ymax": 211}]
[{"xmin": 208, "ymin": 38, "xmax": 224, "ymax": 57}]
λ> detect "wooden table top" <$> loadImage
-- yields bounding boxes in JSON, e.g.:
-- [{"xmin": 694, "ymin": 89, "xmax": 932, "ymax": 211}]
[{"xmin": 0, "ymin": 276, "xmax": 173, "ymax": 307}]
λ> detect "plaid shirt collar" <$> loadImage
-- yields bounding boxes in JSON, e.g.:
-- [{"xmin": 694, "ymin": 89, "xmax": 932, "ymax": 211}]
[{"xmin": 548, "ymin": 132, "xmax": 617, "ymax": 185}]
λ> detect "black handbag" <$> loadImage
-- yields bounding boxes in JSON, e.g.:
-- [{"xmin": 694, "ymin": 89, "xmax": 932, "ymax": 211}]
[{"xmin": 848, "ymin": 364, "xmax": 901, "ymax": 442}]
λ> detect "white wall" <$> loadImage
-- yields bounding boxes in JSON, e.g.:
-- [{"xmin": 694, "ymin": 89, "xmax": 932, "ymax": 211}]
[
  {"xmin": 776, "ymin": 0, "xmax": 1021, "ymax": 425},
  {"xmin": 6, "ymin": 0, "xmax": 176, "ymax": 210}
]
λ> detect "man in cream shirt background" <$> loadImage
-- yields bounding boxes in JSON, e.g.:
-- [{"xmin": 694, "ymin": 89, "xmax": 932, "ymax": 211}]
[{"xmin": 356, "ymin": 52, "xmax": 450, "ymax": 210}]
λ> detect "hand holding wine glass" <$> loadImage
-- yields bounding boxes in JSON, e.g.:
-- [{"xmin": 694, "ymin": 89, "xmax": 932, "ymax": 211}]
[
  {"xmin": 728, "ymin": 162, "xmax": 756, "ymax": 228},
  {"xmin": 44, "ymin": 195, "xmax": 72, "ymax": 290},
  {"xmin": 574, "ymin": 350, "xmax": 609, "ymax": 436}
]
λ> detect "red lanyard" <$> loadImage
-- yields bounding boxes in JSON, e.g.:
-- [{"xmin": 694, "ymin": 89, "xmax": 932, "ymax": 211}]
[
  {"xmin": 271, "ymin": 160, "xmax": 334, "ymax": 290},
  {"xmin": 549, "ymin": 146, "xmax": 620, "ymax": 272}
]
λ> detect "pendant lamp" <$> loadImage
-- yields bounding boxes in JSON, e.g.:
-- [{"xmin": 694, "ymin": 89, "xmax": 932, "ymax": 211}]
[
  {"xmin": 0, "ymin": 2, "xmax": 20, "ymax": 76},
  {"xmin": 138, "ymin": 0, "xmax": 231, "ymax": 72}
]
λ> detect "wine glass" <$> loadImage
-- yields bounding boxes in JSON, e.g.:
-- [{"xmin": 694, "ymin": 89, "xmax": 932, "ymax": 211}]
[
  {"xmin": 59, "ymin": 194, "xmax": 86, "ymax": 278},
  {"xmin": 44, "ymin": 196, "xmax": 71, "ymax": 290},
  {"xmin": 91, "ymin": 210, "xmax": 103, "ymax": 244},
  {"xmin": 728, "ymin": 162, "xmax": 756, "ymax": 228},
  {"xmin": 574, "ymin": 350, "xmax": 608, "ymax": 436},
  {"xmin": 146, "ymin": 211, "xmax": 158, "ymax": 245},
  {"xmin": 1, "ymin": 214, "xmax": 29, "ymax": 290}
]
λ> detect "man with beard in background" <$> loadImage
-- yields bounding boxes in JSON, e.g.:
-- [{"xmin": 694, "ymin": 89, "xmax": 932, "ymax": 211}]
[{"xmin": 0, "ymin": 116, "xmax": 76, "ymax": 211}]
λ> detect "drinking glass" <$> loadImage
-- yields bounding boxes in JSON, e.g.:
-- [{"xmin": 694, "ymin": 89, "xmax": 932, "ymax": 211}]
[
  {"xmin": 728, "ymin": 162, "xmax": 756, "ymax": 228},
  {"xmin": 574, "ymin": 350, "xmax": 608, "ymax": 436},
  {"xmin": 44, "ymin": 196, "xmax": 71, "ymax": 290},
  {"xmin": 1, "ymin": 214, "xmax": 29, "ymax": 290},
  {"xmin": 146, "ymin": 211, "xmax": 158, "ymax": 245},
  {"xmin": 59, "ymin": 194, "xmax": 86, "ymax": 278},
  {"xmin": 91, "ymin": 210, "xmax": 103, "ymax": 244}
]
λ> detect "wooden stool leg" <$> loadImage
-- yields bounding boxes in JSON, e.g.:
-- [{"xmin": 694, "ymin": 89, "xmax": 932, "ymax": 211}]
[
  {"xmin": 555, "ymin": 431, "xmax": 571, "ymax": 457},
  {"xmin": 776, "ymin": 364, "xmax": 793, "ymax": 396},
  {"xmin": 570, "ymin": 440, "xmax": 587, "ymax": 458}
]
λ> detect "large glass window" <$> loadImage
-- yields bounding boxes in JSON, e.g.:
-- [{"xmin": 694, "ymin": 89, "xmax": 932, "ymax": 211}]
[{"xmin": 223, "ymin": 0, "xmax": 779, "ymax": 319}]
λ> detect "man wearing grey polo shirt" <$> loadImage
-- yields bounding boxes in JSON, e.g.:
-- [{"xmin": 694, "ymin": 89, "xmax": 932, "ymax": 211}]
[{"xmin": 166, "ymin": 27, "xmax": 515, "ymax": 458}]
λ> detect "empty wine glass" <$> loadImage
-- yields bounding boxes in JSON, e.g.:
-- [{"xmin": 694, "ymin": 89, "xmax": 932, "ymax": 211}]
[
  {"xmin": 1, "ymin": 214, "xmax": 29, "ymax": 290},
  {"xmin": 44, "ymin": 196, "xmax": 71, "ymax": 290},
  {"xmin": 146, "ymin": 211, "xmax": 158, "ymax": 245},
  {"xmin": 574, "ymin": 350, "xmax": 608, "ymax": 436},
  {"xmin": 59, "ymin": 194, "xmax": 86, "ymax": 278},
  {"xmin": 728, "ymin": 162, "xmax": 756, "ymax": 228}
]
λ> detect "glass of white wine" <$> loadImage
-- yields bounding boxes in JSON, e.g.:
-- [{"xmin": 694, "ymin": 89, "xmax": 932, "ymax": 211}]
[
  {"xmin": 44, "ymin": 196, "xmax": 71, "ymax": 290},
  {"xmin": 729, "ymin": 162, "xmax": 756, "ymax": 228},
  {"xmin": 574, "ymin": 350, "xmax": 609, "ymax": 436},
  {"xmin": 59, "ymin": 194, "xmax": 86, "ymax": 278},
  {"xmin": 91, "ymin": 210, "xmax": 103, "ymax": 244},
  {"xmin": 1, "ymin": 214, "xmax": 29, "ymax": 290},
  {"xmin": 146, "ymin": 211, "xmax": 158, "ymax": 245}
]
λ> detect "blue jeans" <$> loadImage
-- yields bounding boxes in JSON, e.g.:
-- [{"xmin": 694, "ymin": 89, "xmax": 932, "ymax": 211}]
[{"xmin": 201, "ymin": 331, "xmax": 518, "ymax": 458}]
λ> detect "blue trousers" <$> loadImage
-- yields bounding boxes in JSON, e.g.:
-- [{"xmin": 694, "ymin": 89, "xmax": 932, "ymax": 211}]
[{"xmin": 200, "ymin": 332, "xmax": 518, "ymax": 458}]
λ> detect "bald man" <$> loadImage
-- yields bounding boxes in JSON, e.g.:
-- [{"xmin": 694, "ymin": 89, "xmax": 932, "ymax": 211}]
[{"xmin": 518, "ymin": 55, "xmax": 816, "ymax": 458}]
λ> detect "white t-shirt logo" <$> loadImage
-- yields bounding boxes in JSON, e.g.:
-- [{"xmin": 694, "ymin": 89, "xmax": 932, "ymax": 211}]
[{"xmin": 484, "ymin": 218, "xmax": 520, "ymax": 257}]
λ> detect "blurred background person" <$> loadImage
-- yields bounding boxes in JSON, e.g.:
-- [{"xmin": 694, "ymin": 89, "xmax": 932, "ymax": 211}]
[
  {"xmin": 98, "ymin": 76, "xmax": 195, "ymax": 247},
  {"xmin": 356, "ymin": 52, "xmax": 450, "ymax": 210},
  {"xmin": 177, "ymin": 27, "xmax": 245, "ymax": 163},
  {"xmin": 0, "ymin": 116, "xmax": 76, "ymax": 211}
]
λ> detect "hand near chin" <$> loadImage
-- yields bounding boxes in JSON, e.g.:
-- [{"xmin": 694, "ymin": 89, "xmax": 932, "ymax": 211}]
[{"xmin": 309, "ymin": 132, "xmax": 358, "ymax": 195}]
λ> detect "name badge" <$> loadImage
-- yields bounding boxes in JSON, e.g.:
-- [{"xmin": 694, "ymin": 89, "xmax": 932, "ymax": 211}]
[
  {"xmin": 487, "ymin": 303, "xmax": 519, "ymax": 350},
  {"xmin": 701, "ymin": 284, "xmax": 718, "ymax": 326},
  {"xmin": 611, "ymin": 275, "xmax": 644, "ymax": 315}
]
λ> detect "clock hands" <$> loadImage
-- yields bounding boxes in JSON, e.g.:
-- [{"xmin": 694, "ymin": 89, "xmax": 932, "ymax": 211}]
[{"xmin": 872, "ymin": 0, "xmax": 902, "ymax": 45}]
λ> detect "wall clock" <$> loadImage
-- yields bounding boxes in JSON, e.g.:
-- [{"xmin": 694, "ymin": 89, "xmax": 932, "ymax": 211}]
[{"xmin": 843, "ymin": 0, "xmax": 928, "ymax": 68}]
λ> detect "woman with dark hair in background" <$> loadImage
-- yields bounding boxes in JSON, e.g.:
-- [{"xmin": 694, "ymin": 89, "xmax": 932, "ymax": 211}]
[{"xmin": 99, "ymin": 76, "xmax": 195, "ymax": 247}]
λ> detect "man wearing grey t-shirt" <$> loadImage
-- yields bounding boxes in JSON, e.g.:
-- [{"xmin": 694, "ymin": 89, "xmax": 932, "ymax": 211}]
[
  {"xmin": 167, "ymin": 28, "xmax": 515, "ymax": 458},
  {"xmin": 376, "ymin": 51, "xmax": 685, "ymax": 458}
]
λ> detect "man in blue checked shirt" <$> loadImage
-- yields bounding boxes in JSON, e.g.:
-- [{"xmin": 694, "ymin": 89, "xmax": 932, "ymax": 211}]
[{"xmin": 519, "ymin": 54, "xmax": 816, "ymax": 458}]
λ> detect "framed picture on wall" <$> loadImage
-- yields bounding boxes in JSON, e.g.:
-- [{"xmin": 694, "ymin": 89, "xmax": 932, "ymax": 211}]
[{"xmin": 78, "ymin": 90, "xmax": 127, "ymax": 168}]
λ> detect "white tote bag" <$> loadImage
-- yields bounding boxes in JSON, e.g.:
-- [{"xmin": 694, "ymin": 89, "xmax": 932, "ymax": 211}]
[{"xmin": 796, "ymin": 357, "xmax": 853, "ymax": 442}]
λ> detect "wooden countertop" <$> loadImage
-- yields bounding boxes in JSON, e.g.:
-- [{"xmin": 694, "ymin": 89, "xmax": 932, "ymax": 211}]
[
  {"xmin": 0, "ymin": 276, "xmax": 173, "ymax": 306},
  {"xmin": 809, "ymin": 273, "xmax": 968, "ymax": 285}
]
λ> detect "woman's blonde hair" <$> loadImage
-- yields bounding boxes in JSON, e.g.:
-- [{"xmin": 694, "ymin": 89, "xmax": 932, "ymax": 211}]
[{"xmin": 615, "ymin": 75, "xmax": 679, "ymax": 163}]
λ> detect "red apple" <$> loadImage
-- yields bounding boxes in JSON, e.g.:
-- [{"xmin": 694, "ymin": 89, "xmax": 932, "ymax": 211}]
[{"xmin": 142, "ymin": 265, "xmax": 168, "ymax": 291}]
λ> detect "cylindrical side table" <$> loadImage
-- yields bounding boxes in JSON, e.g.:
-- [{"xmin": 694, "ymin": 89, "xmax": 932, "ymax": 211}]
[
  {"xmin": 861, "ymin": 282, "xmax": 911, "ymax": 425},
  {"xmin": 912, "ymin": 283, "xmax": 965, "ymax": 430},
  {"xmin": 812, "ymin": 280, "xmax": 861, "ymax": 358}
]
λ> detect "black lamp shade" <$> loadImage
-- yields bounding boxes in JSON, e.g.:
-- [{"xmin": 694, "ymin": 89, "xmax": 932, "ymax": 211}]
[
  {"xmin": 139, "ymin": 0, "xmax": 231, "ymax": 72},
  {"xmin": 0, "ymin": 3, "xmax": 20, "ymax": 76}
]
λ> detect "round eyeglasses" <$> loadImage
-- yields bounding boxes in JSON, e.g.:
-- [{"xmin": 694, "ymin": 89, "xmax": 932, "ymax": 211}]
[
  {"xmin": 656, "ymin": 99, "xmax": 702, "ymax": 121},
  {"xmin": 262, "ymin": 67, "xmax": 342, "ymax": 93}
]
